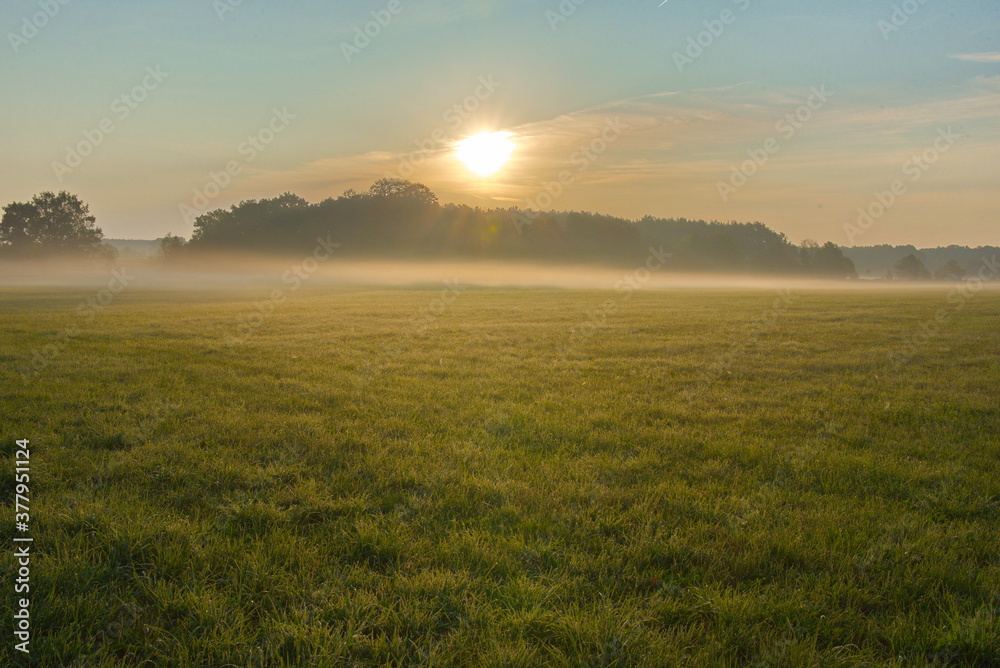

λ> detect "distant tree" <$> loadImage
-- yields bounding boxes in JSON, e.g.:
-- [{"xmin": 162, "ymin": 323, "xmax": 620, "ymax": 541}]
[
  {"xmin": 96, "ymin": 242, "xmax": 119, "ymax": 264},
  {"xmin": 365, "ymin": 178, "xmax": 438, "ymax": 206},
  {"xmin": 190, "ymin": 193, "xmax": 310, "ymax": 249},
  {"xmin": 798, "ymin": 239, "xmax": 821, "ymax": 271},
  {"xmin": 811, "ymin": 242, "xmax": 858, "ymax": 278},
  {"xmin": 157, "ymin": 233, "xmax": 187, "ymax": 261},
  {"xmin": 0, "ymin": 191, "xmax": 105, "ymax": 257},
  {"xmin": 934, "ymin": 259, "xmax": 966, "ymax": 281},
  {"xmin": 892, "ymin": 253, "xmax": 931, "ymax": 281}
]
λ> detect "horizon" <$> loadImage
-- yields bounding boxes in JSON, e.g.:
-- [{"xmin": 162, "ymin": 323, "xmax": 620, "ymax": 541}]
[{"xmin": 2, "ymin": 0, "xmax": 998, "ymax": 247}]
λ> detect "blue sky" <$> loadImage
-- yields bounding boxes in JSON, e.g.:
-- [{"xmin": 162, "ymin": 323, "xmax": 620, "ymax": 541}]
[{"xmin": 1, "ymin": 0, "xmax": 998, "ymax": 246}]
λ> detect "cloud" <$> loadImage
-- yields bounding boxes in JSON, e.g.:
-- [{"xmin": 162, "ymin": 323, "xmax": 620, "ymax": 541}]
[
  {"xmin": 949, "ymin": 52, "xmax": 1000, "ymax": 63},
  {"xmin": 972, "ymin": 75, "xmax": 1000, "ymax": 88}
]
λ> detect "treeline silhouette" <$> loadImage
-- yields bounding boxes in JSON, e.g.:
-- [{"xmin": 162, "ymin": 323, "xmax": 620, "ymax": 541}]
[
  {"xmin": 30, "ymin": 183, "xmax": 994, "ymax": 281},
  {"xmin": 844, "ymin": 245, "xmax": 1000, "ymax": 280},
  {"xmin": 180, "ymin": 179, "xmax": 858, "ymax": 276}
]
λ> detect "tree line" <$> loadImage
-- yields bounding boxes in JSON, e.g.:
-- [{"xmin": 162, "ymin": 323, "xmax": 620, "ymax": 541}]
[
  {"xmin": 5, "ymin": 183, "xmax": 979, "ymax": 281},
  {"xmin": 843, "ymin": 244, "xmax": 999, "ymax": 280},
  {"xmin": 170, "ymin": 179, "xmax": 859, "ymax": 276}
]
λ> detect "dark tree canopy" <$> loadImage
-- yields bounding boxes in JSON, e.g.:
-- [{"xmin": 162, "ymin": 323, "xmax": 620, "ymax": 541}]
[
  {"xmin": 190, "ymin": 193, "xmax": 310, "ymax": 248},
  {"xmin": 800, "ymin": 240, "xmax": 858, "ymax": 279},
  {"xmin": 0, "ymin": 185, "xmax": 984, "ymax": 282},
  {"xmin": 0, "ymin": 191, "xmax": 106, "ymax": 257},
  {"xmin": 179, "ymin": 180, "xmax": 857, "ymax": 276},
  {"xmin": 364, "ymin": 178, "xmax": 438, "ymax": 206},
  {"xmin": 893, "ymin": 253, "xmax": 932, "ymax": 281}
]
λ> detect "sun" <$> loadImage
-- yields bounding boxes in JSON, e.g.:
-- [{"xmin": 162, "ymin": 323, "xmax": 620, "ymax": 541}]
[{"xmin": 455, "ymin": 131, "xmax": 515, "ymax": 177}]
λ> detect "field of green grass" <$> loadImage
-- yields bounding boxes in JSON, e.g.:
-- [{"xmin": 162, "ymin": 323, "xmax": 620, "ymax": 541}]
[{"xmin": 1, "ymin": 283, "xmax": 998, "ymax": 666}]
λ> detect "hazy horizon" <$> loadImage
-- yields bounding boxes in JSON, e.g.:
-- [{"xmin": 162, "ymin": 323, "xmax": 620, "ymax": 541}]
[{"xmin": 4, "ymin": 254, "xmax": 998, "ymax": 293}]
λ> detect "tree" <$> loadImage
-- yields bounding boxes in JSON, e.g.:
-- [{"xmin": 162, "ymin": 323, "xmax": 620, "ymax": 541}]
[
  {"xmin": 934, "ymin": 259, "xmax": 966, "ymax": 281},
  {"xmin": 365, "ymin": 178, "xmax": 438, "ymax": 206},
  {"xmin": 0, "ymin": 192, "xmax": 105, "ymax": 257},
  {"xmin": 812, "ymin": 242, "xmax": 858, "ymax": 278},
  {"xmin": 95, "ymin": 242, "xmax": 119, "ymax": 264},
  {"xmin": 190, "ymin": 193, "xmax": 310, "ymax": 249},
  {"xmin": 892, "ymin": 253, "xmax": 931, "ymax": 281},
  {"xmin": 798, "ymin": 239, "xmax": 821, "ymax": 271},
  {"xmin": 157, "ymin": 233, "xmax": 187, "ymax": 261}
]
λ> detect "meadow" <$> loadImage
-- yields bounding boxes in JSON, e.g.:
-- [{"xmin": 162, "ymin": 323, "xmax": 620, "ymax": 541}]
[{"xmin": 1, "ymin": 281, "xmax": 998, "ymax": 666}]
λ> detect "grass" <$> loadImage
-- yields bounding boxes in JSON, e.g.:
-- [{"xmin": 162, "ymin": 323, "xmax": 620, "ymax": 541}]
[{"xmin": 1, "ymin": 283, "xmax": 998, "ymax": 666}]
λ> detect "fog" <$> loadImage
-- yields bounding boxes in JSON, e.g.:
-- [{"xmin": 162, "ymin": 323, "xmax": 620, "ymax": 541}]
[{"xmin": 0, "ymin": 254, "xmax": 992, "ymax": 293}]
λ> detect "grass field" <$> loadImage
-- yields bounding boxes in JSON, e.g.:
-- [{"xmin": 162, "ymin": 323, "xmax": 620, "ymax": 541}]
[{"xmin": 1, "ymin": 282, "xmax": 999, "ymax": 666}]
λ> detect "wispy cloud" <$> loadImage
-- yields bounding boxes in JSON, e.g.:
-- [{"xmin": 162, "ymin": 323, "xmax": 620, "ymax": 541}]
[{"xmin": 949, "ymin": 52, "xmax": 1000, "ymax": 63}]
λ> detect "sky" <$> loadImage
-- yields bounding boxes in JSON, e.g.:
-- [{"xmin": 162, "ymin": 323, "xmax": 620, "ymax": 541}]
[{"xmin": 1, "ymin": 0, "xmax": 998, "ymax": 247}]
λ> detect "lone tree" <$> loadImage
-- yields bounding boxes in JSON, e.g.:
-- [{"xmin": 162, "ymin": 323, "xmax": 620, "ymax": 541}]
[
  {"xmin": 892, "ymin": 253, "xmax": 932, "ymax": 281},
  {"xmin": 0, "ymin": 192, "xmax": 106, "ymax": 257}
]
